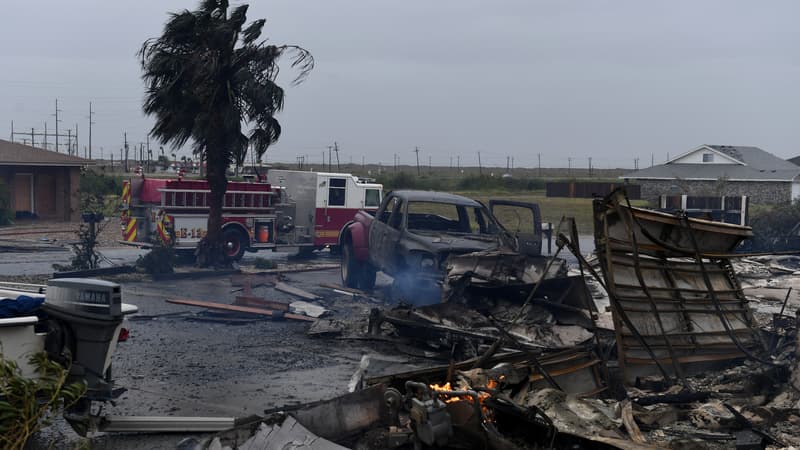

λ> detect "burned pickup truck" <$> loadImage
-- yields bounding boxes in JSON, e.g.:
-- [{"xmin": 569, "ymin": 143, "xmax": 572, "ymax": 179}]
[{"xmin": 338, "ymin": 190, "xmax": 545, "ymax": 301}]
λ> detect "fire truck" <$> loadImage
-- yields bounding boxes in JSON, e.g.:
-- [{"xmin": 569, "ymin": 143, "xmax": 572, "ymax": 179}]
[
  {"xmin": 120, "ymin": 170, "xmax": 382, "ymax": 259},
  {"xmin": 265, "ymin": 169, "xmax": 383, "ymax": 250}
]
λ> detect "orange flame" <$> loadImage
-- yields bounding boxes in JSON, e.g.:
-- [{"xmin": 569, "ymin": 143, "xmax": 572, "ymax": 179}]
[{"xmin": 428, "ymin": 379, "xmax": 499, "ymax": 418}]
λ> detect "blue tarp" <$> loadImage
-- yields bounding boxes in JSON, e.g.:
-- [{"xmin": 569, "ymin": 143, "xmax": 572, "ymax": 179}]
[{"xmin": 0, "ymin": 295, "xmax": 44, "ymax": 318}]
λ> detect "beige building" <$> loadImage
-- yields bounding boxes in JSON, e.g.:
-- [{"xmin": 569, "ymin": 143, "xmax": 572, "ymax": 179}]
[{"xmin": 0, "ymin": 139, "xmax": 91, "ymax": 221}]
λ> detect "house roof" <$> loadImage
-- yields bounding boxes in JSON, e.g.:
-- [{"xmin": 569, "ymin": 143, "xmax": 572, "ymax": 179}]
[
  {"xmin": 0, "ymin": 139, "xmax": 93, "ymax": 167},
  {"xmin": 622, "ymin": 145, "xmax": 800, "ymax": 182}
]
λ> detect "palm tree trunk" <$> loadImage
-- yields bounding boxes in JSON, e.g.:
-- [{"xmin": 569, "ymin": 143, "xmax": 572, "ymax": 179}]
[{"xmin": 196, "ymin": 148, "xmax": 228, "ymax": 267}]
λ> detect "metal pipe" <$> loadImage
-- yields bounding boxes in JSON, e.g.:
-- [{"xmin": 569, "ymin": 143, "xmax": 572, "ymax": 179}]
[{"xmin": 97, "ymin": 416, "xmax": 235, "ymax": 433}]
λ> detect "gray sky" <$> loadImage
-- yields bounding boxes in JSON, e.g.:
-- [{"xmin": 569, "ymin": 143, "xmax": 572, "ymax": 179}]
[{"xmin": 2, "ymin": 0, "xmax": 799, "ymax": 169}]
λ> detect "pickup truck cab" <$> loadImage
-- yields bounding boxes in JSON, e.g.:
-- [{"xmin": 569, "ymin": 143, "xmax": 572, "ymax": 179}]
[{"xmin": 338, "ymin": 190, "xmax": 542, "ymax": 299}]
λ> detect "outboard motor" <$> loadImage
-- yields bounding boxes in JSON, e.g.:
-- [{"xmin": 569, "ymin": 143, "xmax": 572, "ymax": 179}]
[{"xmin": 40, "ymin": 278, "xmax": 138, "ymax": 433}]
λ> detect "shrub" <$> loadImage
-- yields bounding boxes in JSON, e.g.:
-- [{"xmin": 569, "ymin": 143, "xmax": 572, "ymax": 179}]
[
  {"xmin": 80, "ymin": 171, "xmax": 124, "ymax": 198},
  {"xmin": 0, "ymin": 352, "xmax": 87, "ymax": 449},
  {"xmin": 136, "ymin": 245, "xmax": 177, "ymax": 274},
  {"xmin": 747, "ymin": 202, "xmax": 800, "ymax": 251},
  {"xmin": 0, "ymin": 181, "xmax": 13, "ymax": 226},
  {"xmin": 455, "ymin": 174, "xmax": 545, "ymax": 192},
  {"xmin": 81, "ymin": 171, "xmax": 125, "ymax": 217}
]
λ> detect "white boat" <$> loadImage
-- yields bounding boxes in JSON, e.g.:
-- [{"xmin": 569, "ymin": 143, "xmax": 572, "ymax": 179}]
[{"xmin": 0, "ymin": 278, "xmax": 138, "ymax": 434}]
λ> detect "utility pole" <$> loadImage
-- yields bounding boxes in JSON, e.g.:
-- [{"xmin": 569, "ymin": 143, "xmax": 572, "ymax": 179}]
[
  {"xmin": 124, "ymin": 132, "xmax": 129, "ymax": 172},
  {"xmin": 506, "ymin": 156, "xmax": 510, "ymax": 173},
  {"xmin": 43, "ymin": 122, "xmax": 48, "ymax": 150},
  {"xmin": 651, "ymin": 153, "xmax": 654, "ymax": 167},
  {"xmin": 588, "ymin": 157, "xmax": 593, "ymax": 177},
  {"xmin": 634, "ymin": 158, "xmax": 639, "ymax": 170},
  {"xmin": 327, "ymin": 145, "xmax": 333, "ymax": 171},
  {"xmin": 88, "ymin": 101, "xmax": 95, "ymax": 159},
  {"xmin": 414, "ymin": 146, "xmax": 420, "ymax": 175},
  {"xmin": 511, "ymin": 157, "xmax": 514, "ymax": 172},
  {"xmin": 334, "ymin": 142, "xmax": 340, "ymax": 170},
  {"xmin": 568, "ymin": 157, "xmax": 571, "ymax": 175},
  {"xmin": 457, "ymin": 155, "xmax": 460, "ymax": 172},
  {"xmin": 537, "ymin": 153, "xmax": 541, "ymax": 177},
  {"xmin": 428, "ymin": 155, "xmax": 431, "ymax": 173},
  {"xmin": 53, "ymin": 99, "xmax": 62, "ymax": 153},
  {"xmin": 394, "ymin": 153, "xmax": 397, "ymax": 172},
  {"xmin": 477, "ymin": 151, "xmax": 482, "ymax": 175}
]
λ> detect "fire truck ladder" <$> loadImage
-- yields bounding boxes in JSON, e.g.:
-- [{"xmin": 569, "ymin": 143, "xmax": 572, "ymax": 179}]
[{"xmin": 158, "ymin": 187, "xmax": 277, "ymax": 211}]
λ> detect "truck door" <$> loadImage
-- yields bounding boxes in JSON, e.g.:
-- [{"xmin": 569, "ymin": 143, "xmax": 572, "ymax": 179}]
[
  {"xmin": 489, "ymin": 200, "xmax": 542, "ymax": 256},
  {"xmin": 369, "ymin": 196, "xmax": 403, "ymax": 271}
]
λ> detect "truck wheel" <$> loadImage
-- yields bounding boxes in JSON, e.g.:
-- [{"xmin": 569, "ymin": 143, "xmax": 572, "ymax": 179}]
[
  {"xmin": 341, "ymin": 243, "xmax": 361, "ymax": 289},
  {"xmin": 359, "ymin": 263, "xmax": 377, "ymax": 291},
  {"xmin": 223, "ymin": 228, "xmax": 247, "ymax": 261}
]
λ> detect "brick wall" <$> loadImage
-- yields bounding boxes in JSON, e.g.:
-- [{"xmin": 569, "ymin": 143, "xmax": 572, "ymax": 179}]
[{"xmin": 637, "ymin": 179, "xmax": 791, "ymax": 205}]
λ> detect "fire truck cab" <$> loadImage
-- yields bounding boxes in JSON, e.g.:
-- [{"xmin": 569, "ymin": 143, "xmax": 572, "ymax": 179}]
[
  {"xmin": 266, "ymin": 170, "xmax": 383, "ymax": 253},
  {"xmin": 120, "ymin": 170, "xmax": 381, "ymax": 259}
]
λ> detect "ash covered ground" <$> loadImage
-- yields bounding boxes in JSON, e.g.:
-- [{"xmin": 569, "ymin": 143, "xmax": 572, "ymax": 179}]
[{"xmin": 30, "ymin": 261, "xmax": 428, "ymax": 449}]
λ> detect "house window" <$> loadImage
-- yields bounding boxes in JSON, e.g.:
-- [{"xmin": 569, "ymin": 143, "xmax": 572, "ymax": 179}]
[
  {"xmin": 703, "ymin": 153, "xmax": 714, "ymax": 163},
  {"xmin": 328, "ymin": 178, "xmax": 346, "ymax": 206}
]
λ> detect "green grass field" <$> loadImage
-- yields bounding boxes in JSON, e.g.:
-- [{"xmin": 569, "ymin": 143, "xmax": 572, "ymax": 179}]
[{"xmin": 455, "ymin": 190, "xmax": 649, "ymax": 234}]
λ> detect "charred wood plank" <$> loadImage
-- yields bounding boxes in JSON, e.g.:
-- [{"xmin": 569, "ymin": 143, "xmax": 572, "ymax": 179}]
[{"xmin": 166, "ymin": 298, "xmax": 316, "ymax": 322}]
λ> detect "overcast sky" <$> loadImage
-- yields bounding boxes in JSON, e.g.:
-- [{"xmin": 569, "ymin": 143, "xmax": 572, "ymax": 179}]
[{"xmin": 2, "ymin": 1, "xmax": 799, "ymax": 169}]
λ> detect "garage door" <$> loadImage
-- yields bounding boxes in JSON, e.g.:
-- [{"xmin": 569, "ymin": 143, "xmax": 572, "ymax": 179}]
[
  {"xmin": 13, "ymin": 174, "xmax": 32, "ymax": 214},
  {"xmin": 35, "ymin": 173, "xmax": 57, "ymax": 218}
]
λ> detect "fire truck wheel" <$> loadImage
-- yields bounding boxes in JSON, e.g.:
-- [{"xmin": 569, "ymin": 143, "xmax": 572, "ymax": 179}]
[
  {"xmin": 359, "ymin": 263, "xmax": 377, "ymax": 291},
  {"xmin": 341, "ymin": 243, "xmax": 361, "ymax": 289},
  {"xmin": 223, "ymin": 228, "xmax": 247, "ymax": 261}
]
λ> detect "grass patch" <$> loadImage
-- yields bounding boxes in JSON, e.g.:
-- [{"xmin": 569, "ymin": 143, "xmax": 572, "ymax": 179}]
[{"xmin": 455, "ymin": 191, "xmax": 649, "ymax": 234}]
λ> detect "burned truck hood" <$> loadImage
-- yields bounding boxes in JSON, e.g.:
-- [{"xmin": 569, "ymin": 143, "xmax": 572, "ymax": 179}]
[{"xmin": 404, "ymin": 231, "xmax": 501, "ymax": 256}]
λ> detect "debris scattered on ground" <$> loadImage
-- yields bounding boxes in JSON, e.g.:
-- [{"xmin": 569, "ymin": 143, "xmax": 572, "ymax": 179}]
[{"xmin": 166, "ymin": 298, "xmax": 318, "ymax": 322}]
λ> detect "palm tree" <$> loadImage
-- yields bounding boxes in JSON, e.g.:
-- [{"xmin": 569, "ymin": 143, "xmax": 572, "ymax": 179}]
[{"xmin": 139, "ymin": 0, "xmax": 313, "ymax": 266}]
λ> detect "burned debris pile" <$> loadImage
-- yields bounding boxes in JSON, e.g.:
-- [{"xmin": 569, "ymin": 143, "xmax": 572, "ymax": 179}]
[
  {"xmin": 593, "ymin": 189, "xmax": 767, "ymax": 384},
  {"xmin": 179, "ymin": 190, "xmax": 800, "ymax": 450}
]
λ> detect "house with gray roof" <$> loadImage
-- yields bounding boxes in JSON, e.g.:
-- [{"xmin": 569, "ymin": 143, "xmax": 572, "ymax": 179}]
[
  {"xmin": 621, "ymin": 145, "xmax": 800, "ymax": 205},
  {"xmin": 0, "ymin": 139, "xmax": 92, "ymax": 221}
]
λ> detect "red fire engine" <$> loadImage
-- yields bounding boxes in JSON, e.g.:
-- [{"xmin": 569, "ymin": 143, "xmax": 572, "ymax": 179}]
[{"xmin": 120, "ymin": 170, "xmax": 382, "ymax": 259}]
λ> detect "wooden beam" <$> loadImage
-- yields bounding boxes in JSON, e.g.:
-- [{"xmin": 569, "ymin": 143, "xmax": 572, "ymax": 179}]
[
  {"xmin": 167, "ymin": 298, "xmax": 316, "ymax": 322},
  {"xmin": 233, "ymin": 295, "xmax": 290, "ymax": 311}
]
